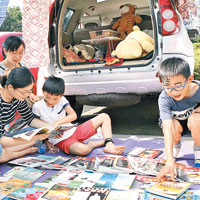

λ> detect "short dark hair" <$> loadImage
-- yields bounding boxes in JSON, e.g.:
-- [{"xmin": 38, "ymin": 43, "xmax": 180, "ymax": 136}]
[
  {"xmin": 159, "ymin": 57, "xmax": 191, "ymax": 82},
  {"xmin": 2, "ymin": 35, "xmax": 25, "ymax": 59},
  {"xmin": 0, "ymin": 67, "xmax": 35, "ymax": 88},
  {"xmin": 42, "ymin": 76, "xmax": 65, "ymax": 95}
]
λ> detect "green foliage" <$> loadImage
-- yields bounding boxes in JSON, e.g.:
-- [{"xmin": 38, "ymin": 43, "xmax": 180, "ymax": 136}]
[
  {"xmin": 193, "ymin": 43, "xmax": 200, "ymax": 80},
  {"xmin": 0, "ymin": 7, "xmax": 22, "ymax": 32}
]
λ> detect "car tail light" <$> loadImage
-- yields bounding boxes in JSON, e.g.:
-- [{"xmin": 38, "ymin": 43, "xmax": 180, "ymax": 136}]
[{"xmin": 159, "ymin": 0, "xmax": 179, "ymax": 36}]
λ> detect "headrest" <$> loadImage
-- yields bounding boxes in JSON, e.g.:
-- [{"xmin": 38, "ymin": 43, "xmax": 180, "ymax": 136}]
[{"xmin": 80, "ymin": 15, "xmax": 101, "ymax": 28}]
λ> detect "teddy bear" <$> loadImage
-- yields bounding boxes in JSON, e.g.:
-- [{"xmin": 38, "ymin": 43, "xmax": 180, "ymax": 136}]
[
  {"xmin": 111, "ymin": 26, "xmax": 154, "ymax": 59},
  {"xmin": 112, "ymin": 4, "xmax": 142, "ymax": 40}
]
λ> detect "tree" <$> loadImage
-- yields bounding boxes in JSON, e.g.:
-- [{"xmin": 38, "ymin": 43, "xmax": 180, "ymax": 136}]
[{"xmin": 0, "ymin": 7, "xmax": 22, "ymax": 32}]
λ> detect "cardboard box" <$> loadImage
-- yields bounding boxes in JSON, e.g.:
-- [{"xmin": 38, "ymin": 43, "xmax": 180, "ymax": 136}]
[{"xmin": 89, "ymin": 29, "xmax": 120, "ymax": 39}]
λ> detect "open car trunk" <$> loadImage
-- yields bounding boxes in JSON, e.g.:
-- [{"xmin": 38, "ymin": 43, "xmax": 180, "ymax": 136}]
[{"xmin": 55, "ymin": 0, "xmax": 156, "ymax": 71}]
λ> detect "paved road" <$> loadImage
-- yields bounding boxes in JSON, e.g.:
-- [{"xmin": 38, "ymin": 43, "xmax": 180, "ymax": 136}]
[{"xmin": 79, "ymin": 96, "xmax": 162, "ymax": 136}]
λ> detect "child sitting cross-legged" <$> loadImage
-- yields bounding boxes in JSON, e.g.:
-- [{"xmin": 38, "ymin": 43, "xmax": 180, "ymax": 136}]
[{"xmin": 32, "ymin": 76, "xmax": 125, "ymax": 156}]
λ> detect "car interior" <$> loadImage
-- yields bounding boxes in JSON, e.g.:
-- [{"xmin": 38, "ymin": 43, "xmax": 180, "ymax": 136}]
[{"xmin": 56, "ymin": 0, "xmax": 154, "ymax": 70}]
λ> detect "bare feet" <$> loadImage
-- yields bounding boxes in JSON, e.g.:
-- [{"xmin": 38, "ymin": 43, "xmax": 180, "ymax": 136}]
[
  {"xmin": 103, "ymin": 142, "xmax": 125, "ymax": 155},
  {"xmin": 88, "ymin": 140, "xmax": 105, "ymax": 149}
]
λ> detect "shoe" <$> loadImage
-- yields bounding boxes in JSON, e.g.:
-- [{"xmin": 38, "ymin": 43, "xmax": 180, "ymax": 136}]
[
  {"xmin": 194, "ymin": 147, "xmax": 200, "ymax": 167},
  {"xmin": 173, "ymin": 143, "xmax": 181, "ymax": 159}
]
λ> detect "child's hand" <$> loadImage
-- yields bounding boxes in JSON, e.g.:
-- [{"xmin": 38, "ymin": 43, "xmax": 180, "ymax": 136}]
[
  {"xmin": 156, "ymin": 164, "xmax": 175, "ymax": 182},
  {"xmin": 32, "ymin": 132, "xmax": 50, "ymax": 141},
  {"xmin": 45, "ymin": 140, "xmax": 60, "ymax": 153},
  {"xmin": 29, "ymin": 93, "xmax": 40, "ymax": 103}
]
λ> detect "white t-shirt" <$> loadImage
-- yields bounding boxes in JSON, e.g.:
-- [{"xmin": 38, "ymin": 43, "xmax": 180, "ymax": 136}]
[{"xmin": 32, "ymin": 96, "xmax": 77, "ymax": 145}]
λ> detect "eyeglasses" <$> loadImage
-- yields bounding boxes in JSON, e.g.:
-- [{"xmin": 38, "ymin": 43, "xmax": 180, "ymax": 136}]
[
  {"xmin": 11, "ymin": 52, "xmax": 24, "ymax": 57},
  {"xmin": 16, "ymin": 88, "xmax": 34, "ymax": 96},
  {"xmin": 163, "ymin": 78, "xmax": 188, "ymax": 92}
]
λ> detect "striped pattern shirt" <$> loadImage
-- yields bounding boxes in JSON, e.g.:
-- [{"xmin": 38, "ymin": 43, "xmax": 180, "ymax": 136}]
[{"xmin": 0, "ymin": 96, "xmax": 34, "ymax": 139}]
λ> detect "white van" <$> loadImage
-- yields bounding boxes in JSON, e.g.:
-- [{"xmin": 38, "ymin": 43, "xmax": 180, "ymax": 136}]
[{"xmin": 48, "ymin": 0, "xmax": 194, "ymax": 116}]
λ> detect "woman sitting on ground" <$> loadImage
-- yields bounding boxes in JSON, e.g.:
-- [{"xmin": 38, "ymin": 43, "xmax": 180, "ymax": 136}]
[{"xmin": 0, "ymin": 67, "xmax": 49, "ymax": 163}]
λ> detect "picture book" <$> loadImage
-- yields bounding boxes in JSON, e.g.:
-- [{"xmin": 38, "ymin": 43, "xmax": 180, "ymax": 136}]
[
  {"xmin": 73, "ymin": 171, "xmax": 103, "ymax": 187},
  {"xmin": 146, "ymin": 181, "xmax": 191, "ymax": 199},
  {"xmin": 8, "ymin": 183, "xmax": 48, "ymax": 200},
  {"xmin": 44, "ymin": 167, "xmax": 84, "ymax": 185},
  {"xmin": 144, "ymin": 190, "xmax": 200, "ymax": 200},
  {"xmin": 39, "ymin": 183, "xmax": 78, "ymax": 200},
  {"xmin": 71, "ymin": 187, "xmax": 110, "ymax": 200},
  {"xmin": 8, "ymin": 156, "xmax": 57, "ymax": 168},
  {"xmin": 106, "ymin": 190, "xmax": 140, "ymax": 200},
  {"xmin": 111, "ymin": 173, "xmax": 136, "ymax": 191},
  {"xmin": 4, "ymin": 166, "xmax": 46, "ymax": 182},
  {"xmin": 0, "ymin": 178, "xmax": 30, "ymax": 196},
  {"xmin": 127, "ymin": 147, "xmax": 163, "ymax": 159}
]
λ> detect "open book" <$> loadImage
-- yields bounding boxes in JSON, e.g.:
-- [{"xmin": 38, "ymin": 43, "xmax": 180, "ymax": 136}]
[{"xmin": 13, "ymin": 124, "xmax": 78, "ymax": 141}]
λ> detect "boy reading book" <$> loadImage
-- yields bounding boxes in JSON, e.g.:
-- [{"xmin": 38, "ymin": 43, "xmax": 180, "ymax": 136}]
[
  {"xmin": 32, "ymin": 76, "xmax": 125, "ymax": 156},
  {"xmin": 157, "ymin": 57, "xmax": 200, "ymax": 182}
]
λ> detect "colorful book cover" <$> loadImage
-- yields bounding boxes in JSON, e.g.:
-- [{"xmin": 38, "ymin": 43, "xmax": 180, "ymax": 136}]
[
  {"xmin": 44, "ymin": 167, "xmax": 83, "ymax": 185},
  {"xmin": 39, "ymin": 183, "xmax": 78, "ymax": 200},
  {"xmin": 146, "ymin": 181, "xmax": 191, "ymax": 199},
  {"xmin": 113, "ymin": 156, "xmax": 132, "ymax": 173},
  {"xmin": 8, "ymin": 183, "xmax": 48, "ymax": 200},
  {"xmin": 71, "ymin": 187, "xmax": 110, "ymax": 200},
  {"xmin": 4, "ymin": 166, "xmax": 46, "ymax": 182},
  {"xmin": 0, "ymin": 178, "xmax": 30, "ymax": 195},
  {"xmin": 127, "ymin": 147, "xmax": 163, "ymax": 159}
]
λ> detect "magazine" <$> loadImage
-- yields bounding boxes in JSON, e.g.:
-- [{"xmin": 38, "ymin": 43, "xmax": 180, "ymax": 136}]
[
  {"xmin": 177, "ymin": 165, "xmax": 200, "ymax": 184},
  {"xmin": 13, "ymin": 126, "xmax": 52, "ymax": 141},
  {"xmin": 127, "ymin": 147, "xmax": 163, "ymax": 159},
  {"xmin": 0, "ymin": 178, "xmax": 30, "ymax": 196},
  {"xmin": 39, "ymin": 183, "xmax": 78, "ymax": 200},
  {"xmin": 41, "ymin": 156, "xmax": 71, "ymax": 170},
  {"xmin": 4, "ymin": 166, "xmax": 46, "ymax": 182},
  {"xmin": 146, "ymin": 181, "xmax": 191, "ymax": 199},
  {"xmin": 8, "ymin": 155, "xmax": 58, "ymax": 168},
  {"xmin": 13, "ymin": 124, "xmax": 77, "ymax": 141},
  {"xmin": 71, "ymin": 187, "xmax": 110, "ymax": 200},
  {"xmin": 113, "ymin": 156, "xmax": 133, "ymax": 173},
  {"xmin": 8, "ymin": 183, "xmax": 48, "ymax": 200}
]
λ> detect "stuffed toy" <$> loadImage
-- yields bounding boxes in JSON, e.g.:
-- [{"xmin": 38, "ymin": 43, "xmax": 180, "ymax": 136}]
[
  {"xmin": 63, "ymin": 46, "xmax": 85, "ymax": 63},
  {"xmin": 73, "ymin": 44, "xmax": 95, "ymax": 60},
  {"xmin": 111, "ymin": 26, "xmax": 154, "ymax": 59},
  {"xmin": 112, "ymin": 4, "xmax": 142, "ymax": 40}
]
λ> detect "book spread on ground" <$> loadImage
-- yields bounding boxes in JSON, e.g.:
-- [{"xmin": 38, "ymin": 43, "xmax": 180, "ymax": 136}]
[
  {"xmin": 4, "ymin": 166, "xmax": 46, "ymax": 182},
  {"xmin": 146, "ymin": 181, "xmax": 191, "ymax": 199},
  {"xmin": 127, "ymin": 147, "xmax": 163, "ymax": 159},
  {"xmin": 8, "ymin": 155, "xmax": 58, "ymax": 168}
]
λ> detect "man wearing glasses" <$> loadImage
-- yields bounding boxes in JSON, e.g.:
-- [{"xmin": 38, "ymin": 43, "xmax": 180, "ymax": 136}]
[{"xmin": 156, "ymin": 57, "xmax": 200, "ymax": 182}]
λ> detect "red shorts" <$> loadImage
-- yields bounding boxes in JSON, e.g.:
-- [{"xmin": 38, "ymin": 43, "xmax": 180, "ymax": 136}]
[{"xmin": 56, "ymin": 120, "xmax": 97, "ymax": 154}]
